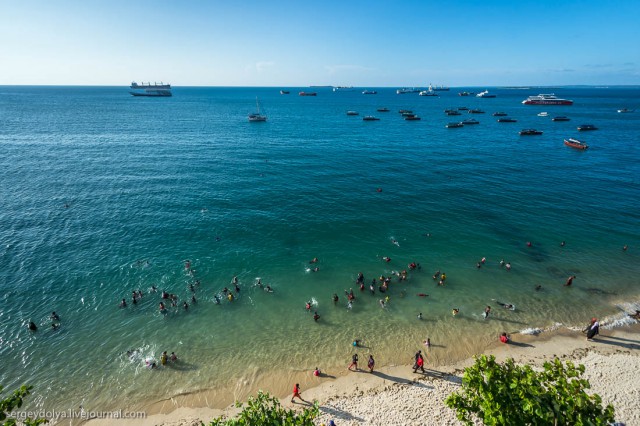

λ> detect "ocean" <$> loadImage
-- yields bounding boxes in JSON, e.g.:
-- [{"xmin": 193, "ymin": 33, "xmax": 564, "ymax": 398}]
[{"xmin": 0, "ymin": 85, "xmax": 639, "ymax": 413}]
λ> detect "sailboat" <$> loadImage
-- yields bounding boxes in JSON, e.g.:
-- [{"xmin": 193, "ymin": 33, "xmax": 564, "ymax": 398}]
[{"xmin": 248, "ymin": 97, "xmax": 267, "ymax": 122}]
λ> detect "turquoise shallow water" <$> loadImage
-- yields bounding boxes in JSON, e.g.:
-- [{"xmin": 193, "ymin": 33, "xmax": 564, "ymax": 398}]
[{"xmin": 0, "ymin": 86, "xmax": 639, "ymax": 411}]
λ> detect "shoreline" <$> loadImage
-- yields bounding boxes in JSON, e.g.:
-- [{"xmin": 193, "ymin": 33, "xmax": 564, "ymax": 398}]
[{"xmin": 80, "ymin": 320, "xmax": 640, "ymax": 426}]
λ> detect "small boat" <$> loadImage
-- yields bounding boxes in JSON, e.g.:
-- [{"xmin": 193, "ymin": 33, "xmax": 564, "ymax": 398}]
[
  {"xmin": 476, "ymin": 90, "xmax": 496, "ymax": 98},
  {"xmin": 346, "ymin": 111, "xmax": 359, "ymax": 116},
  {"xmin": 333, "ymin": 86, "xmax": 354, "ymax": 92},
  {"xmin": 458, "ymin": 91, "xmax": 475, "ymax": 96},
  {"xmin": 299, "ymin": 91, "xmax": 317, "ymax": 96},
  {"xmin": 280, "ymin": 90, "xmax": 290, "ymax": 95},
  {"xmin": 492, "ymin": 112, "xmax": 508, "ymax": 117},
  {"xmin": 497, "ymin": 118, "xmax": 517, "ymax": 123},
  {"xmin": 446, "ymin": 122, "xmax": 464, "ymax": 128},
  {"xmin": 248, "ymin": 97, "xmax": 267, "ymax": 122},
  {"xmin": 398, "ymin": 109, "xmax": 413, "ymax": 114},
  {"xmin": 404, "ymin": 115, "xmax": 421, "ymax": 121},
  {"xmin": 551, "ymin": 116, "xmax": 570, "ymax": 121},
  {"xmin": 445, "ymin": 110, "xmax": 461, "ymax": 116},
  {"xmin": 363, "ymin": 116, "xmax": 380, "ymax": 121},
  {"xmin": 564, "ymin": 138, "xmax": 589, "ymax": 149},
  {"xmin": 538, "ymin": 112, "xmax": 549, "ymax": 117},
  {"xmin": 419, "ymin": 90, "xmax": 438, "ymax": 96},
  {"xmin": 519, "ymin": 129, "xmax": 543, "ymax": 136},
  {"xmin": 577, "ymin": 124, "xmax": 598, "ymax": 131},
  {"xmin": 461, "ymin": 118, "xmax": 479, "ymax": 125},
  {"xmin": 377, "ymin": 107, "xmax": 390, "ymax": 112},
  {"xmin": 617, "ymin": 108, "xmax": 634, "ymax": 113},
  {"xmin": 468, "ymin": 109, "xmax": 485, "ymax": 114},
  {"xmin": 401, "ymin": 112, "xmax": 415, "ymax": 117},
  {"xmin": 362, "ymin": 90, "xmax": 377, "ymax": 95},
  {"xmin": 457, "ymin": 107, "xmax": 469, "ymax": 111},
  {"xmin": 432, "ymin": 85, "xmax": 450, "ymax": 91}
]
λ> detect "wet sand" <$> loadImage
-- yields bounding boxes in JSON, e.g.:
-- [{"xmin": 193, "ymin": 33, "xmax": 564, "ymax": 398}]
[{"xmin": 82, "ymin": 322, "xmax": 640, "ymax": 426}]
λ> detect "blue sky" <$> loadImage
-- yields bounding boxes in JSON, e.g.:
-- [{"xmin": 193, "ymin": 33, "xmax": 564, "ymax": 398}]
[{"xmin": 1, "ymin": 0, "xmax": 638, "ymax": 86}]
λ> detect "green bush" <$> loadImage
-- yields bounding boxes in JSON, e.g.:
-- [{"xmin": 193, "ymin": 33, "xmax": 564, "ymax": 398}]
[
  {"xmin": 445, "ymin": 355, "xmax": 615, "ymax": 425},
  {"xmin": 207, "ymin": 391, "xmax": 319, "ymax": 426},
  {"xmin": 0, "ymin": 385, "xmax": 47, "ymax": 426}
]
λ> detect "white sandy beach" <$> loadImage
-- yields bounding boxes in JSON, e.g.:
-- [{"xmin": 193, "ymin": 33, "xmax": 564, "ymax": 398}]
[{"xmin": 81, "ymin": 322, "xmax": 640, "ymax": 426}]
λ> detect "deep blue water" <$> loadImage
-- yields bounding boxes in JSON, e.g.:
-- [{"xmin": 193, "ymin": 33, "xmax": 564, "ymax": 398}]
[{"xmin": 0, "ymin": 85, "xmax": 639, "ymax": 411}]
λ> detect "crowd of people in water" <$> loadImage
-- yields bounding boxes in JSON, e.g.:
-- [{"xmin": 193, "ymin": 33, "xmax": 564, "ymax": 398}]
[{"xmin": 24, "ymin": 242, "xmax": 636, "ymax": 377}]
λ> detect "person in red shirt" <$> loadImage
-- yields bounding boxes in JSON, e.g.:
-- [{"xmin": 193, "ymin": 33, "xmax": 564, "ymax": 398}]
[
  {"xmin": 500, "ymin": 332, "xmax": 510, "ymax": 344},
  {"xmin": 291, "ymin": 383, "xmax": 304, "ymax": 403}
]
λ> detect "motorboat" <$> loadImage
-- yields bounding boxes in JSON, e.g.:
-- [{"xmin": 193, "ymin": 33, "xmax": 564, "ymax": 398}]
[
  {"xmin": 577, "ymin": 124, "xmax": 598, "ymax": 131},
  {"xmin": 519, "ymin": 129, "xmax": 543, "ymax": 135},
  {"xmin": 497, "ymin": 118, "xmax": 517, "ymax": 123},
  {"xmin": 398, "ymin": 109, "xmax": 413, "ymax": 114},
  {"xmin": 617, "ymin": 108, "xmax": 634, "ymax": 113},
  {"xmin": 468, "ymin": 109, "xmax": 485, "ymax": 114},
  {"xmin": 299, "ymin": 92, "xmax": 317, "ymax": 96},
  {"xmin": 446, "ymin": 122, "xmax": 464, "ymax": 128},
  {"xmin": 280, "ymin": 90, "xmax": 290, "ymax": 95},
  {"xmin": 346, "ymin": 111, "xmax": 359, "ymax": 116},
  {"xmin": 377, "ymin": 107, "xmax": 390, "ymax": 112},
  {"xmin": 492, "ymin": 112, "xmax": 508, "ymax": 116},
  {"xmin": 461, "ymin": 118, "xmax": 479, "ymax": 125},
  {"xmin": 333, "ymin": 86, "xmax": 354, "ymax": 92},
  {"xmin": 445, "ymin": 110, "xmax": 461, "ymax": 116},
  {"xmin": 552, "ymin": 116, "xmax": 570, "ymax": 121},
  {"xmin": 457, "ymin": 107, "xmax": 469, "ymax": 110},
  {"xmin": 564, "ymin": 138, "xmax": 588, "ymax": 149},
  {"xmin": 362, "ymin": 90, "xmax": 377, "ymax": 95},
  {"xmin": 397, "ymin": 88, "xmax": 419, "ymax": 94},
  {"xmin": 476, "ymin": 90, "xmax": 496, "ymax": 98},
  {"xmin": 404, "ymin": 115, "xmax": 421, "ymax": 121},
  {"xmin": 363, "ymin": 116, "xmax": 380, "ymax": 121},
  {"xmin": 538, "ymin": 112, "xmax": 549, "ymax": 117},
  {"xmin": 401, "ymin": 111, "xmax": 415, "ymax": 117},
  {"xmin": 419, "ymin": 90, "xmax": 438, "ymax": 96},
  {"xmin": 522, "ymin": 94, "xmax": 573, "ymax": 105},
  {"xmin": 458, "ymin": 91, "xmax": 475, "ymax": 96}
]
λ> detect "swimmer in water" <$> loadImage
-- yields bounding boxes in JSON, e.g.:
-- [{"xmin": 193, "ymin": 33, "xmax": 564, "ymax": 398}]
[
  {"xmin": 560, "ymin": 241, "xmax": 566, "ymax": 247},
  {"xmin": 484, "ymin": 305, "xmax": 491, "ymax": 319},
  {"xmin": 623, "ymin": 245, "xmax": 628, "ymax": 251},
  {"xmin": 159, "ymin": 302, "xmax": 166, "ymax": 313},
  {"xmin": 309, "ymin": 257, "xmax": 318, "ymax": 264},
  {"xmin": 191, "ymin": 295, "xmax": 197, "ymax": 303},
  {"xmin": 183, "ymin": 301, "xmax": 189, "ymax": 310},
  {"xmin": 332, "ymin": 293, "xmax": 339, "ymax": 303},
  {"xmin": 382, "ymin": 256, "xmax": 391, "ymax": 262},
  {"xmin": 481, "ymin": 257, "xmax": 486, "ymax": 264},
  {"xmin": 499, "ymin": 259, "xmax": 505, "ymax": 267},
  {"xmin": 313, "ymin": 311, "xmax": 320, "ymax": 322},
  {"xmin": 213, "ymin": 295, "xmax": 221, "ymax": 304},
  {"xmin": 379, "ymin": 299, "xmax": 385, "ymax": 308},
  {"xmin": 432, "ymin": 270, "xmax": 440, "ymax": 280},
  {"xmin": 265, "ymin": 285, "xmax": 273, "ymax": 293},
  {"xmin": 505, "ymin": 263, "xmax": 511, "ymax": 271},
  {"xmin": 28, "ymin": 321, "xmax": 38, "ymax": 331},
  {"xmin": 50, "ymin": 312, "xmax": 60, "ymax": 321},
  {"xmin": 231, "ymin": 276, "xmax": 238, "ymax": 285},
  {"xmin": 347, "ymin": 301, "xmax": 353, "ymax": 310},
  {"xmin": 496, "ymin": 301, "xmax": 514, "ymax": 310},
  {"xmin": 150, "ymin": 285, "xmax": 158, "ymax": 293},
  {"xmin": 312, "ymin": 267, "xmax": 319, "ymax": 272},
  {"xmin": 120, "ymin": 298, "xmax": 127, "ymax": 308},
  {"xmin": 369, "ymin": 283, "xmax": 375, "ymax": 294},
  {"xmin": 565, "ymin": 275, "xmax": 576, "ymax": 287},
  {"xmin": 452, "ymin": 308, "xmax": 459, "ymax": 316},
  {"xmin": 305, "ymin": 301, "xmax": 312, "ymax": 311},
  {"xmin": 170, "ymin": 352, "xmax": 177, "ymax": 362},
  {"xmin": 417, "ymin": 312, "xmax": 422, "ymax": 320},
  {"xmin": 535, "ymin": 285, "xmax": 542, "ymax": 291},
  {"xmin": 227, "ymin": 293, "xmax": 234, "ymax": 302}
]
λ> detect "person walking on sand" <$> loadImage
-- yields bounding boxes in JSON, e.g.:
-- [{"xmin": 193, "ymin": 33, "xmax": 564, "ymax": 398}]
[
  {"xmin": 291, "ymin": 383, "xmax": 304, "ymax": 403},
  {"xmin": 348, "ymin": 353, "xmax": 359, "ymax": 371},
  {"xmin": 565, "ymin": 275, "xmax": 576, "ymax": 286},
  {"xmin": 368, "ymin": 355, "xmax": 375, "ymax": 372},
  {"xmin": 413, "ymin": 351, "xmax": 425, "ymax": 373}
]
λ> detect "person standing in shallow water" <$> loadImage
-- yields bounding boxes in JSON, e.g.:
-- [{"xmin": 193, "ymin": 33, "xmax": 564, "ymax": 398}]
[
  {"xmin": 565, "ymin": 275, "xmax": 576, "ymax": 286},
  {"xmin": 348, "ymin": 353, "xmax": 358, "ymax": 371}
]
